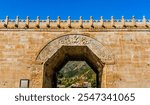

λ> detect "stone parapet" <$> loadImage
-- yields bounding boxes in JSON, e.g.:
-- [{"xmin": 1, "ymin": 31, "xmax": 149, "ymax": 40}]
[{"xmin": 0, "ymin": 16, "xmax": 150, "ymax": 29}]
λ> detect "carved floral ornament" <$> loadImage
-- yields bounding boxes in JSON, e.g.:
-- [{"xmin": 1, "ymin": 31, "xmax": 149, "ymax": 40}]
[{"xmin": 36, "ymin": 35, "xmax": 115, "ymax": 64}]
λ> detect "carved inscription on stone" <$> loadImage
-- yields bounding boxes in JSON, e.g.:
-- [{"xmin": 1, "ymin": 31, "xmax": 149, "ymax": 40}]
[
  {"xmin": 58, "ymin": 35, "xmax": 92, "ymax": 45},
  {"xmin": 36, "ymin": 35, "xmax": 115, "ymax": 64}
]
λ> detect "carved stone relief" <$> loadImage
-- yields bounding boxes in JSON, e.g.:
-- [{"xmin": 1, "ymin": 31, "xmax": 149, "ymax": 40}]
[{"xmin": 36, "ymin": 35, "xmax": 115, "ymax": 64}]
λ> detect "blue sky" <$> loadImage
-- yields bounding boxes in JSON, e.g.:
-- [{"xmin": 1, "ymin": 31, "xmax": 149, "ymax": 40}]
[{"xmin": 0, "ymin": 0, "xmax": 150, "ymax": 20}]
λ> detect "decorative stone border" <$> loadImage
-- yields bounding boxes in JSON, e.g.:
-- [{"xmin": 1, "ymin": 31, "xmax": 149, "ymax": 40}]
[{"xmin": 36, "ymin": 34, "xmax": 115, "ymax": 64}]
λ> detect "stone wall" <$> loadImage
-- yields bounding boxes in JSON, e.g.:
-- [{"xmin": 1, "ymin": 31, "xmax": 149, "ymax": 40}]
[{"xmin": 0, "ymin": 17, "xmax": 150, "ymax": 88}]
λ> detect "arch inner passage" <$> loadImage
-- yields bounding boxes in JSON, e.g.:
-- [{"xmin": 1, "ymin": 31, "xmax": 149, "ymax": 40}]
[{"xmin": 43, "ymin": 46, "xmax": 104, "ymax": 88}]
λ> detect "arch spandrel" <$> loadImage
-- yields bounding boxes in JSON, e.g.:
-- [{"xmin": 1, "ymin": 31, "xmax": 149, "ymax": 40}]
[{"xmin": 36, "ymin": 35, "xmax": 115, "ymax": 64}]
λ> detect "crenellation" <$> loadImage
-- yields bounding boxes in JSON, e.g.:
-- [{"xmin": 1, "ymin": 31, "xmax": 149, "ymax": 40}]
[
  {"xmin": 46, "ymin": 16, "xmax": 50, "ymax": 28},
  {"xmin": 57, "ymin": 16, "xmax": 61, "ymax": 28},
  {"xmin": 36, "ymin": 16, "xmax": 40, "ymax": 28},
  {"xmin": 15, "ymin": 16, "xmax": 19, "ymax": 28},
  {"xmin": 79, "ymin": 16, "xmax": 83, "ymax": 28},
  {"xmin": 132, "ymin": 16, "xmax": 136, "ymax": 27},
  {"xmin": 121, "ymin": 16, "xmax": 125, "ymax": 27},
  {"xmin": 4, "ymin": 16, "xmax": 9, "ymax": 28},
  {"xmin": 90, "ymin": 16, "xmax": 94, "ymax": 28},
  {"xmin": 111, "ymin": 16, "xmax": 115, "ymax": 28},
  {"xmin": 25, "ymin": 16, "xmax": 29, "ymax": 28},
  {"xmin": 100, "ymin": 16, "xmax": 104, "ymax": 28},
  {"xmin": 67, "ymin": 16, "xmax": 71, "ymax": 28},
  {"xmin": 0, "ymin": 16, "xmax": 150, "ymax": 29},
  {"xmin": 142, "ymin": 16, "xmax": 148, "ymax": 27}
]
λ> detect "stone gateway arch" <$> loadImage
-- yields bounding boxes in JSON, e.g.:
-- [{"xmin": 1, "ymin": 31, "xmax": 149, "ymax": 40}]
[
  {"xmin": 34, "ymin": 35, "xmax": 115, "ymax": 88},
  {"xmin": 0, "ymin": 16, "xmax": 150, "ymax": 88}
]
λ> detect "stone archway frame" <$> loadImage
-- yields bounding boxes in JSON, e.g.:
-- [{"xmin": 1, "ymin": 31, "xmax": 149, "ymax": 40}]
[
  {"xmin": 32, "ymin": 34, "xmax": 115, "ymax": 88},
  {"xmin": 36, "ymin": 35, "xmax": 115, "ymax": 64}
]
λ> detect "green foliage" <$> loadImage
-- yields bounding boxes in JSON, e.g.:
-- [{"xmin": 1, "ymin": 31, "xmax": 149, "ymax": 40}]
[{"xmin": 57, "ymin": 61, "xmax": 97, "ymax": 88}]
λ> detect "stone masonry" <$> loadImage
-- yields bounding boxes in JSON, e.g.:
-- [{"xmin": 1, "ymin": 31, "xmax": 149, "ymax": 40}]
[{"xmin": 0, "ymin": 16, "xmax": 150, "ymax": 88}]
